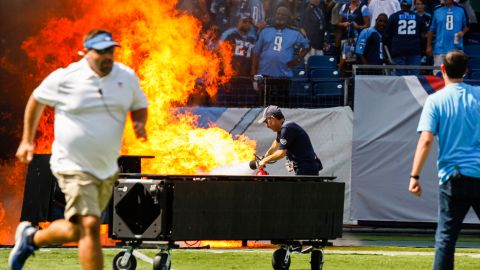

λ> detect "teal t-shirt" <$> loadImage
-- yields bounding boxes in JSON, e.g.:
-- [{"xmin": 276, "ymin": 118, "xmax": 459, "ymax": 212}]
[{"xmin": 417, "ymin": 82, "xmax": 480, "ymax": 184}]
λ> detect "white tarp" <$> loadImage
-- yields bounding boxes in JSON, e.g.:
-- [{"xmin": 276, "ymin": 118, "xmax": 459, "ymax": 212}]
[
  {"xmin": 190, "ymin": 107, "xmax": 354, "ymax": 223},
  {"xmin": 351, "ymin": 76, "xmax": 478, "ymax": 223}
]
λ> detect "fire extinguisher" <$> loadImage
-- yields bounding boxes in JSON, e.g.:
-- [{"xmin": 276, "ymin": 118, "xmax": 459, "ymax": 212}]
[{"xmin": 249, "ymin": 154, "xmax": 269, "ymax": 175}]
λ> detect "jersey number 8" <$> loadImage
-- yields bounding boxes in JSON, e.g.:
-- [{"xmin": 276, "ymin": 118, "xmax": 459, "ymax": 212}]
[{"xmin": 446, "ymin": 15, "xmax": 454, "ymax": 30}]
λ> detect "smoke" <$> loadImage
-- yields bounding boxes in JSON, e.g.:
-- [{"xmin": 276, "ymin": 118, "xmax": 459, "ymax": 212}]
[{"xmin": 209, "ymin": 162, "xmax": 255, "ymax": 176}]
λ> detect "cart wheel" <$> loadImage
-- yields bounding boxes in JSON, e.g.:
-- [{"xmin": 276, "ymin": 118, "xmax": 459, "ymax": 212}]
[
  {"xmin": 272, "ymin": 248, "xmax": 290, "ymax": 270},
  {"xmin": 310, "ymin": 249, "xmax": 324, "ymax": 270},
  {"xmin": 153, "ymin": 252, "xmax": 171, "ymax": 270},
  {"xmin": 113, "ymin": 251, "xmax": 137, "ymax": 270}
]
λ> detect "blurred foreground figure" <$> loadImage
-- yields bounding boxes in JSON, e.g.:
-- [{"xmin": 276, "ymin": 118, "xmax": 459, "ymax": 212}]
[{"xmin": 9, "ymin": 29, "xmax": 148, "ymax": 270}]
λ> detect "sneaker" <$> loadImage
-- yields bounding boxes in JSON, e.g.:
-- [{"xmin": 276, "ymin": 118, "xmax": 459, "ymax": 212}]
[{"xmin": 8, "ymin": 221, "xmax": 37, "ymax": 270}]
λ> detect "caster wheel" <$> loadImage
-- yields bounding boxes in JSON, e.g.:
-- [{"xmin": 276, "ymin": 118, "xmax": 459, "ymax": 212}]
[
  {"xmin": 310, "ymin": 249, "xmax": 324, "ymax": 270},
  {"xmin": 113, "ymin": 251, "xmax": 137, "ymax": 270},
  {"xmin": 153, "ymin": 252, "xmax": 171, "ymax": 270},
  {"xmin": 272, "ymin": 248, "xmax": 291, "ymax": 270}
]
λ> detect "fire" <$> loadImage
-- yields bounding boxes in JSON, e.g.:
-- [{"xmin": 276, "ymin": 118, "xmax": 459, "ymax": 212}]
[
  {"xmin": 22, "ymin": 0, "xmax": 255, "ymax": 172},
  {"xmin": 1, "ymin": 0, "xmax": 257, "ymax": 246},
  {"xmin": 0, "ymin": 161, "xmax": 27, "ymax": 244}
]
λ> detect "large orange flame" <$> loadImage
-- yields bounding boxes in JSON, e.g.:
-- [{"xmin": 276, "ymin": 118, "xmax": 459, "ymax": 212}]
[
  {"xmin": 1, "ymin": 0, "xmax": 256, "ymax": 246},
  {"xmin": 22, "ymin": 0, "xmax": 255, "ymax": 172}
]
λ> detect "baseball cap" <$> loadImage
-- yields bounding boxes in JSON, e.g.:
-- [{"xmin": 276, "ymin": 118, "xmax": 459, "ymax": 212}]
[
  {"xmin": 240, "ymin": 12, "xmax": 251, "ymax": 20},
  {"xmin": 84, "ymin": 32, "xmax": 119, "ymax": 50},
  {"xmin": 399, "ymin": 0, "xmax": 413, "ymax": 5},
  {"xmin": 257, "ymin": 105, "xmax": 283, "ymax": 123}
]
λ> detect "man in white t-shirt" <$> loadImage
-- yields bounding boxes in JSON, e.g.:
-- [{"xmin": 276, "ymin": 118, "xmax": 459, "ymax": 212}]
[{"xmin": 9, "ymin": 29, "xmax": 148, "ymax": 270}]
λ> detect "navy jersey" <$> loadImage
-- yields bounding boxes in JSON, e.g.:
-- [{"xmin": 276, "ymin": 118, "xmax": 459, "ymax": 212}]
[
  {"xmin": 339, "ymin": 3, "xmax": 371, "ymax": 39},
  {"xmin": 253, "ymin": 26, "xmax": 309, "ymax": 77},
  {"xmin": 385, "ymin": 10, "xmax": 426, "ymax": 57},
  {"xmin": 276, "ymin": 121, "xmax": 318, "ymax": 166},
  {"xmin": 429, "ymin": 4, "xmax": 468, "ymax": 54},
  {"xmin": 300, "ymin": 4, "xmax": 327, "ymax": 50},
  {"xmin": 355, "ymin": 27, "xmax": 383, "ymax": 65},
  {"xmin": 221, "ymin": 27, "xmax": 257, "ymax": 76}
]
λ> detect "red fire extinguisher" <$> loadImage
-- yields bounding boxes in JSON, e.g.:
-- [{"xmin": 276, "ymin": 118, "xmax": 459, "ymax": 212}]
[{"xmin": 249, "ymin": 155, "xmax": 269, "ymax": 175}]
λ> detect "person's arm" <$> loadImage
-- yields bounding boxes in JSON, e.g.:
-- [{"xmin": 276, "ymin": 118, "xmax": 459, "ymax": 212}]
[
  {"xmin": 456, "ymin": 26, "xmax": 469, "ymax": 40},
  {"xmin": 16, "ymin": 96, "xmax": 46, "ymax": 163},
  {"xmin": 130, "ymin": 108, "xmax": 148, "ymax": 141},
  {"xmin": 426, "ymin": 31, "xmax": 433, "ymax": 56},
  {"xmin": 265, "ymin": 139, "xmax": 280, "ymax": 157},
  {"xmin": 409, "ymin": 131, "xmax": 434, "ymax": 196},
  {"xmin": 259, "ymin": 139, "xmax": 286, "ymax": 168}
]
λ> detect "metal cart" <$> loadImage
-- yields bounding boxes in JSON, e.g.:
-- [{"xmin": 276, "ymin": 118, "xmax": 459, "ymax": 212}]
[{"xmin": 111, "ymin": 174, "xmax": 344, "ymax": 270}]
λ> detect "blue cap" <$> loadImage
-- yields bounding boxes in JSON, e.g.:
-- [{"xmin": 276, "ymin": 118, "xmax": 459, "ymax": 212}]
[
  {"xmin": 399, "ymin": 0, "xmax": 413, "ymax": 5},
  {"xmin": 240, "ymin": 12, "xmax": 251, "ymax": 20},
  {"xmin": 84, "ymin": 33, "xmax": 119, "ymax": 50}
]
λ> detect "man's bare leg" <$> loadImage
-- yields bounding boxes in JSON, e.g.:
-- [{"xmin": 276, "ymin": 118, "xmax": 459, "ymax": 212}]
[
  {"xmin": 77, "ymin": 215, "xmax": 102, "ymax": 270},
  {"xmin": 33, "ymin": 219, "xmax": 80, "ymax": 246}
]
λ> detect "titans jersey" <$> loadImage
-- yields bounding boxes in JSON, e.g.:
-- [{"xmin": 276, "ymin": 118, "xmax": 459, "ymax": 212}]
[
  {"xmin": 253, "ymin": 26, "xmax": 309, "ymax": 77},
  {"xmin": 385, "ymin": 10, "xmax": 426, "ymax": 57},
  {"xmin": 221, "ymin": 27, "xmax": 257, "ymax": 76},
  {"xmin": 429, "ymin": 5, "xmax": 468, "ymax": 54},
  {"xmin": 355, "ymin": 27, "xmax": 383, "ymax": 65}
]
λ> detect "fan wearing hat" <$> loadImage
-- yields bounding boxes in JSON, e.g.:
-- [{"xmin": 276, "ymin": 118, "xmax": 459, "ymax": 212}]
[
  {"xmin": 9, "ymin": 29, "xmax": 148, "ymax": 270},
  {"xmin": 257, "ymin": 105, "xmax": 323, "ymax": 175}
]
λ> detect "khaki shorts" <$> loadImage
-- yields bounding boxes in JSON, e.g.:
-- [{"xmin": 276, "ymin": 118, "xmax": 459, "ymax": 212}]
[{"xmin": 53, "ymin": 171, "xmax": 118, "ymax": 221}]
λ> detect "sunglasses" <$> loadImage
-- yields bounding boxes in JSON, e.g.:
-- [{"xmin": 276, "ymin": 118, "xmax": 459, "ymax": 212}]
[{"xmin": 94, "ymin": 47, "xmax": 115, "ymax": 55}]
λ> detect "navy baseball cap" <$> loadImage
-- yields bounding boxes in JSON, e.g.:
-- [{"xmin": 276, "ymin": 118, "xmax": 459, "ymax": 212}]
[
  {"xmin": 84, "ymin": 33, "xmax": 119, "ymax": 50},
  {"xmin": 240, "ymin": 12, "xmax": 251, "ymax": 20},
  {"xmin": 257, "ymin": 105, "xmax": 283, "ymax": 123},
  {"xmin": 399, "ymin": 0, "xmax": 413, "ymax": 5}
]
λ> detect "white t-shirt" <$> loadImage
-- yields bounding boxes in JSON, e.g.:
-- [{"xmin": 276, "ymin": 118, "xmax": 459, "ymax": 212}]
[
  {"xmin": 33, "ymin": 58, "xmax": 148, "ymax": 179},
  {"xmin": 368, "ymin": 0, "xmax": 400, "ymax": 26}
]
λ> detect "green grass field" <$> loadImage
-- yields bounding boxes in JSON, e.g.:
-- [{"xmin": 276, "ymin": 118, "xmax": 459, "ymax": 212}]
[{"xmin": 1, "ymin": 247, "xmax": 480, "ymax": 270}]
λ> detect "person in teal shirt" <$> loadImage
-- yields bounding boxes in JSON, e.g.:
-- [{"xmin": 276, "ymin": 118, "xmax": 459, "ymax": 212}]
[{"xmin": 409, "ymin": 50, "xmax": 480, "ymax": 270}]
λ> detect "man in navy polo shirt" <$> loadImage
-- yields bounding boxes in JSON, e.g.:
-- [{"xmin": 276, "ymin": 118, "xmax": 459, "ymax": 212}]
[{"xmin": 257, "ymin": 105, "xmax": 322, "ymax": 175}]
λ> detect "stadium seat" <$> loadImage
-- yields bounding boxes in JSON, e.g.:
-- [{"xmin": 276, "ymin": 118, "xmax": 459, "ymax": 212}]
[
  {"xmin": 468, "ymin": 70, "xmax": 480, "ymax": 80},
  {"xmin": 289, "ymin": 79, "xmax": 312, "ymax": 96},
  {"xmin": 464, "ymin": 44, "xmax": 480, "ymax": 58},
  {"xmin": 307, "ymin": 55, "xmax": 337, "ymax": 70},
  {"xmin": 468, "ymin": 57, "xmax": 480, "ymax": 72},
  {"xmin": 312, "ymin": 80, "xmax": 344, "ymax": 97},
  {"xmin": 465, "ymin": 79, "xmax": 480, "ymax": 86},
  {"xmin": 310, "ymin": 69, "xmax": 340, "ymax": 82},
  {"xmin": 292, "ymin": 66, "xmax": 308, "ymax": 79}
]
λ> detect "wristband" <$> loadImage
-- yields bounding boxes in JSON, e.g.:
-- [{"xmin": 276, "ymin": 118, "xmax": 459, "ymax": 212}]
[{"xmin": 410, "ymin": 175, "xmax": 420, "ymax": 180}]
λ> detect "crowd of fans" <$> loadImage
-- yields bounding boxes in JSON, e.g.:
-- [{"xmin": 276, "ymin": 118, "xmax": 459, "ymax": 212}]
[{"xmin": 178, "ymin": 0, "xmax": 479, "ymax": 106}]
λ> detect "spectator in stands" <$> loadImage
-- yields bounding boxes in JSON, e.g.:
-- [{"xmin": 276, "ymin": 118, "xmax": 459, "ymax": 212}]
[
  {"xmin": 355, "ymin": 13, "xmax": 388, "ymax": 68},
  {"xmin": 252, "ymin": 6, "xmax": 310, "ymax": 106},
  {"xmin": 427, "ymin": 0, "xmax": 469, "ymax": 74},
  {"xmin": 337, "ymin": 0, "xmax": 371, "ymax": 75},
  {"xmin": 257, "ymin": 105, "xmax": 323, "ymax": 175},
  {"xmin": 384, "ymin": 0, "xmax": 427, "ymax": 75},
  {"xmin": 236, "ymin": 0, "xmax": 267, "ymax": 30},
  {"xmin": 209, "ymin": 0, "xmax": 233, "ymax": 33},
  {"xmin": 409, "ymin": 50, "xmax": 480, "ymax": 270},
  {"xmin": 221, "ymin": 13, "xmax": 257, "ymax": 76},
  {"xmin": 414, "ymin": 0, "xmax": 433, "ymax": 67},
  {"xmin": 300, "ymin": 0, "xmax": 329, "ymax": 61},
  {"xmin": 414, "ymin": 0, "xmax": 433, "ymax": 28},
  {"xmin": 368, "ymin": 0, "xmax": 400, "ymax": 26}
]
